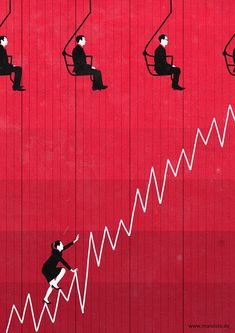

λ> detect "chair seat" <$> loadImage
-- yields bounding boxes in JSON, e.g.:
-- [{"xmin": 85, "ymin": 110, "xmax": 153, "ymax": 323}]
[
  {"xmin": 154, "ymin": 72, "xmax": 172, "ymax": 76},
  {"xmin": 73, "ymin": 71, "xmax": 94, "ymax": 76},
  {"xmin": 146, "ymin": 65, "xmax": 172, "ymax": 76}
]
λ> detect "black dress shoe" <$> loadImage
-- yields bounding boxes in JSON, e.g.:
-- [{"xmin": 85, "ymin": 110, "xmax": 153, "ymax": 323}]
[
  {"xmin": 13, "ymin": 86, "xmax": 26, "ymax": 91},
  {"xmin": 43, "ymin": 299, "xmax": 51, "ymax": 305},
  {"xmin": 92, "ymin": 85, "xmax": 108, "ymax": 91},
  {"xmin": 172, "ymin": 85, "xmax": 185, "ymax": 90}
]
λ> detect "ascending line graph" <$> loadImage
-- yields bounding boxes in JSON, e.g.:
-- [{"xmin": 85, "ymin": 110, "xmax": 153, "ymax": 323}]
[{"xmin": 6, "ymin": 105, "xmax": 235, "ymax": 333}]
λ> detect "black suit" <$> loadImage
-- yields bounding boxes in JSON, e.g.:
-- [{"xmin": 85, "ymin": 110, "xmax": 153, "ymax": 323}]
[
  {"xmin": 42, "ymin": 241, "xmax": 74, "ymax": 283},
  {"xmin": 0, "ymin": 45, "xmax": 22, "ymax": 88},
  {"xmin": 154, "ymin": 44, "xmax": 181, "ymax": 87},
  {"xmin": 72, "ymin": 44, "xmax": 104, "ymax": 89}
]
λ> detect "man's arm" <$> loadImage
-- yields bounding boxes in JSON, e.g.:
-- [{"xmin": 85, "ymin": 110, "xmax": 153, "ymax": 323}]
[
  {"xmin": 72, "ymin": 47, "xmax": 87, "ymax": 69},
  {"xmin": 0, "ymin": 48, "xmax": 9, "ymax": 68},
  {"xmin": 154, "ymin": 47, "xmax": 169, "ymax": 68}
]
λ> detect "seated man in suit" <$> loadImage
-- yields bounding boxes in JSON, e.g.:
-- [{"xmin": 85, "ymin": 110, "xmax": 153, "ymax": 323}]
[
  {"xmin": 154, "ymin": 34, "xmax": 185, "ymax": 90},
  {"xmin": 72, "ymin": 35, "xmax": 108, "ymax": 91},
  {"xmin": 0, "ymin": 36, "xmax": 25, "ymax": 91}
]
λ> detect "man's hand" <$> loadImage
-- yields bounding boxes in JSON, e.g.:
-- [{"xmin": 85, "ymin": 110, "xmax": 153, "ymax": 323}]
[
  {"xmin": 92, "ymin": 66, "xmax": 96, "ymax": 69},
  {"xmin": 71, "ymin": 268, "xmax": 78, "ymax": 273},
  {"xmin": 73, "ymin": 234, "xmax": 79, "ymax": 243},
  {"xmin": 172, "ymin": 64, "xmax": 176, "ymax": 67}
]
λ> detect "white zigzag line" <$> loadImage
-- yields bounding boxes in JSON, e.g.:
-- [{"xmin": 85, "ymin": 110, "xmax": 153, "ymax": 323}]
[{"xmin": 5, "ymin": 105, "xmax": 235, "ymax": 333}]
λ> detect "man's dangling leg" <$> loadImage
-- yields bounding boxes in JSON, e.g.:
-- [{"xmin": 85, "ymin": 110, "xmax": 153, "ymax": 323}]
[
  {"xmin": 171, "ymin": 67, "xmax": 184, "ymax": 90},
  {"xmin": 92, "ymin": 69, "xmax": 107, "ymax": 90},
  {"xmin": 12, "ymin": 66, "xmax": 22, "ymax": 88},
  {"xmin": 92, "ymin": 69, "xmax": 102, "ymax": 89},
  {"xmin": 171, "ymin": 67, "xmax": 180, "ymax": 88}
]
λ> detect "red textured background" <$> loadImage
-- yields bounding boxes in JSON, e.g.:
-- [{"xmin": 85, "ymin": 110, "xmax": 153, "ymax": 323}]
[{"xmin": 0, "ymin": 0, "xmax": 235, "ymax": 332}]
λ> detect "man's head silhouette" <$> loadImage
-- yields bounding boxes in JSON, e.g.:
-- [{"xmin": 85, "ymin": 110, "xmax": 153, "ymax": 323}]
[
  {"xmin": 0, "ymin": 36, "xmax": 8, "ymax": 47},
  {"xmin": 159, "ymin": 34, "xmax": 168, "ymax": 47},
  {"xmin": 76, "ymin": 35, "xmax": 86, "ymax": 47}
]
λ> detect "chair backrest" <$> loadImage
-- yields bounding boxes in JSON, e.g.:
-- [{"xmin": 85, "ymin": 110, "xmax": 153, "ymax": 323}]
[
  {"xmin": 62, "ymin": 53, "xmax": 76, "ymax": 76},
  {"xmin": 143, "ymin": 53, "xmax": 157, "ymax": 76},
  {"xmin": 62, "ymin": 52, "xmax": 93, "ymax": 76},
  {"xmin": 143, "ymin": 52, "xmax": 173, "ymax": 76},
  {"xmin": 144, "ymin": 54, "xmax": 170, "ymax": 76},
  {"xmin": 223, "ymin": 53, "xmax": 235, "ymax": 76}
]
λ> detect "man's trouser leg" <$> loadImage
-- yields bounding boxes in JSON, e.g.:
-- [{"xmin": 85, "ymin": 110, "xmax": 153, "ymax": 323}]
[
  {"xmin": 171, "ymin": 67, "xmax": 180, "ymax": 87},
  {"xmin": 75, "ymin": 67, "xmax": 104, "ymax": 89},
  {"xmin": 92, "ymin": 69, "xmax": 104, "ymax": 89},
  {"xmin": 12, "ymin": 66, "xmax": 22, "ymax": 88},
  {"xmin": 155, "ymin": 66, "xmax": 181, "ymax": 88}
]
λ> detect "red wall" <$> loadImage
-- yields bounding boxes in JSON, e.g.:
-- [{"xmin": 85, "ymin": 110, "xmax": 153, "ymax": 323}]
[{"xmin": 0, "ymin": 0, "xmax": 235, "ymax": 332}]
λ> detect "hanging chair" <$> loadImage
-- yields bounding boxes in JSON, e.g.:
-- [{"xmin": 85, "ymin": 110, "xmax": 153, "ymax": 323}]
[
  {"xmin": 62, "ymin": 0, "xmax": 93, "ymax": 80},
  {"xmin": 143, "ymin": 50, "xmax": 173, "ymax": 77},
  {"xmin": 143, "ymin": 0, "xmax": 173, "ymax": 78},
  {"xmin": 62, "ymin": 50, "xmax": 93, "ymax": 80},
  {"xmin": 223, "ymin": 33, "xmax": 235, "ymax": 76}
]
